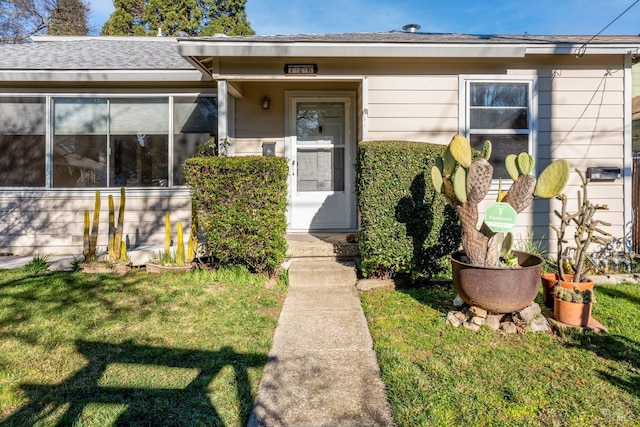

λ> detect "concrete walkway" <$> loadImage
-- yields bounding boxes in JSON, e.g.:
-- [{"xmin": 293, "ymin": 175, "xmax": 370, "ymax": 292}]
[{"xmin": 248, "ymin": 258, "xmax": 394, "ymax": 426}]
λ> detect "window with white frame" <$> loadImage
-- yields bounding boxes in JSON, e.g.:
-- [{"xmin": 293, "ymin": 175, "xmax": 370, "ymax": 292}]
[
  {"xmin": 0, "ymin": 97, "xmax": 46, "ymax": 187},
  {"xmin": 463, "ymin": 78, "xmax": 535, "ymax": 179},
  {"xmin": 0, "ymin": 94, "xmax": 216, "ymax": 189}
]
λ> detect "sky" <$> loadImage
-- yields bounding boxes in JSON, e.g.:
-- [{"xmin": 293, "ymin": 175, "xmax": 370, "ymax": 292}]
[{"xmin": 88, "ymin": 0, "xmax": 640, "ymax": 36}]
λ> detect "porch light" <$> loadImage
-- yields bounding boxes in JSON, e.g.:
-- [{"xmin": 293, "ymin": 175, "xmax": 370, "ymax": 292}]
[{"xmin": 261, "ymin": 96, "xmax": 271, "ymax": 109}]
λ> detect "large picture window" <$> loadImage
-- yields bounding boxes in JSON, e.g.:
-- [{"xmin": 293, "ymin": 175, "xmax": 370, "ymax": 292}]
[
  {"xmin": 0, "ymin": 94, "xmax": 217, "ymax": 189},
  {"xmin": 464, "ymin": 79, "xmax": 534, "ymax": 179},
  {"xmin": 0, "ymin": 97, "xmax": 46, "ymax": 187}
]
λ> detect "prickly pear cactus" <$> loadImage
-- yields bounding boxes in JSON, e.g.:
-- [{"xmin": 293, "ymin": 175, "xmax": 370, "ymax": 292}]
[{"xmin": 431, "ymin": 134, "xmax": 570, "ymax": 267}]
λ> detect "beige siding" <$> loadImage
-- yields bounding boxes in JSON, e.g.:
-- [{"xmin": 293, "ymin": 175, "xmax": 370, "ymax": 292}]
[
  {"xmin": 535, "ymin": 61, "xmax": 625, "ymax": 248},
  {"xmin": 366, "ymin": 75, "xmax": 459, "ymax": 143},
  {"xmin": 0, "ymin": 191, "xmax": 193, "ymax": 257},
  {"xmin": 232, "ymin": 81, "xmax": 359, "ymax": 156}
]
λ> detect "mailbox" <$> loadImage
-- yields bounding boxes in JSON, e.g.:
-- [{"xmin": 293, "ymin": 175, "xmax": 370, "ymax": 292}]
[{"xmin": 586, "ymin": 167, "xmax": 621, "ymax": 181}]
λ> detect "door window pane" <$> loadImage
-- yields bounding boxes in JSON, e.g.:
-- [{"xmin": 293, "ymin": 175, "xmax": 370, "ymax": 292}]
[
  {"xmin": 53, "ymin": 98, "xmax": 108, "ymax": 188},
  {"xmin": 297, "ymin": 148, "xmax": 344, "ymax": 191},
  {"xmin": 296, "ymin": 101, "xmax": 346, "ymax": 192},
  {"xmin": 173, "ymin": 96, "xmax": 217, "ymax": 185},
  {"xmin": 0, "ymin": 97, "xmax": 46, "ymax": 187},
  {"xmin": 296, "ymin": 102, "xmax": 344, "ymax": 145}
]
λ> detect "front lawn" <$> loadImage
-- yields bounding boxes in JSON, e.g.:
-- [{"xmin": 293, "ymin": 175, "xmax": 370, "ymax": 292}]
[
  {"xmin": 361, "ymin": 283, "xmax": 640, "ymax": 426},
  {"xmin": 0, "ymin": 267, "xmax": 285, "ymax": 426}
]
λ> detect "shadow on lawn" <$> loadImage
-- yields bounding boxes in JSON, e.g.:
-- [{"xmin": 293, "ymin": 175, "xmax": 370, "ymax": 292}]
[
  {"xmin": 549, "ymin": 284, "xmax": 640, "ymax": 400},
  {"xmin": 563, "ymin": 330, "xmax": 640, "ymax": 399},
  {"xmin": 596, "ymin": 285, "xmax": 640, "ymax": 306},
  {"xmin": 3, "ymin": 340, "xmax": 265, "ymax": 426},
  {"xmin": 396, "ymin": 281, "xmax": 456, "ymax": 314},
  {"xmin": 0, "ymin": 272, "xmax": 153, "ymax": 347}
]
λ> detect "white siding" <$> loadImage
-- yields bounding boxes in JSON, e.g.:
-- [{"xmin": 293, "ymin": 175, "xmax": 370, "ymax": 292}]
[{"xmin": 0, "ymin": 191, "xmax": 193, "ymax": 257}]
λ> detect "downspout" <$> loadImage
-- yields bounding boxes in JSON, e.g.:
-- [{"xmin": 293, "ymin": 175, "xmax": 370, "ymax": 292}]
[{"xmin": 624, "ymin": 55, "xmax": 633, "ymax": 252}]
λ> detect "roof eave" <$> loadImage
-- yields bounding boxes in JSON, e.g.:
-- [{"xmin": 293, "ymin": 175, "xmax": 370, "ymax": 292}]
[
  {"xmin": 177, "ymin": 41, "xmax": 528, "ymax": 58},
  {"xmin": 0, "ymin": 69, "xmax": 209, "ymax": 82},
  {"xmin": 177, "ymin": 40, "xmax": 640, "ymax": 59}
]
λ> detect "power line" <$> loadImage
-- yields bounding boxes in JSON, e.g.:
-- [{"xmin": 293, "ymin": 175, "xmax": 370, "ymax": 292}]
[{"xmin": 576, "ymin": 0, "xmax": 640, "ymax": 57}]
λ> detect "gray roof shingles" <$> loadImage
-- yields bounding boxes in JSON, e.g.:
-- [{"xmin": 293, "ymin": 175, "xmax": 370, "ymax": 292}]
[
  {"xmin": 184, "ymin": 31, "xmax": 640, "ymax": 45},
  {"xmin": 2, "ymin": 32, "xmax": 639, "ymax": 71},
  {"xmin": 0, "ymin": 39, "xmax": 194, "ymax": 70}
]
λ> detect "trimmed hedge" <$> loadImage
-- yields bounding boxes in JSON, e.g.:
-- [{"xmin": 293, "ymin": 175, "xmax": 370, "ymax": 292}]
[
  {"xmin": 356, "ymin": 141, "xmax": 461, "ymax": 278},
  {"xmin": 184, "ymin": 156, "xmax": 288, "ymax": 275}
]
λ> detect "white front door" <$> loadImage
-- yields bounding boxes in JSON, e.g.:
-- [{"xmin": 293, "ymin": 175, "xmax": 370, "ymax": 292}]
[{"xmin": 286, "ymin": 93, "xmax": 356, "ymax": 231}]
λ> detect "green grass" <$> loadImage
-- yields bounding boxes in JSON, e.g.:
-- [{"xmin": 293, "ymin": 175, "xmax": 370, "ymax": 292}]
[
  {"xmin": 0, "ymin": 266, "xmax": 286, "ymax": 426},
  {"xmin": 361, "ymin": 283, "xmax": 640, "ymax": 426}
]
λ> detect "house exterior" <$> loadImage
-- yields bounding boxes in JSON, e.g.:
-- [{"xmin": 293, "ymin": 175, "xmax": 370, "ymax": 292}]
[{"xmin": 1, "ymin": 32, "xmax": 639, "ymax": 257}]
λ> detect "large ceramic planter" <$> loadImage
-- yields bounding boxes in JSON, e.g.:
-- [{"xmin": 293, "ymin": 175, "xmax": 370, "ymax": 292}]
[
  {"xmin": 553, "ymin": 297, "xmax": 592, "ymax": 327},
  {"xmin": 451, "ymin": 250, "xmax": 544, "ymax": 313}
]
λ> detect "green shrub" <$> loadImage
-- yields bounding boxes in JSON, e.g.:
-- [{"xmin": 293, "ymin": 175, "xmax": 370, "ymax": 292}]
[
  {"xmin": 184, "ymin": 156, "xmax": 288, "ymax": 276},
  {"xmin": 356, "ymin": 141, "xmax": 461, "ymax": 278}
]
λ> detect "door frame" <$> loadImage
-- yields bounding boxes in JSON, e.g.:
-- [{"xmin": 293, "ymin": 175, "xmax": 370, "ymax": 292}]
[{"xmin": 284, "ymin": 90, "xmax": 357, "ymax": 231}]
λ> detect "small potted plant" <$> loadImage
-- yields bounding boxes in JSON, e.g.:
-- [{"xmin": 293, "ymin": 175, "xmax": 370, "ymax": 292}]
[
  {"xmin": 553, "ymin": 285, "xmax": 595, "ymax": 327},
  {"xmin": 430, "ymin": 135, "xmax": 570, "ymax": 313},
  {"xmin": 542, "ymin": 169, "xmax": 612, "ymax": 308}
]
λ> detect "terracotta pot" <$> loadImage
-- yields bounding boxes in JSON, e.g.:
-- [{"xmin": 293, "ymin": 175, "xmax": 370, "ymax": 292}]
[
  {"xmin": 81, "ymin": 264, "xmax": 114, "ymax": 274},
  {"xmin": 553, "ymin": 297, "xmax": 592, "ymax": 327},
  {"xmin": 451, "ymin": 250, "xmax": 544, "ymax": 313},
  {"xmin": 112, "ymin": 263, "xmax": 132, "ymax": 276},
  {"xmin": 82, "ymin": 262, "xmax": 132, "ymax": 276},
  {"xmin": 541, "ymin": 273, "xmax": 580, "ymax": 309},
  {"xmin": 559, "ymin": 276, "xmax": 594, "ymax": 292},
  {"xmin": 541, "ymin": 273, "xmax": 560, "ymax": 309}
]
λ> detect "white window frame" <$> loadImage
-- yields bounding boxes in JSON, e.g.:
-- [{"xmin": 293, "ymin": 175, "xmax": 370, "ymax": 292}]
[{"xmin": 459, "ymin": 75, "xmax": 538, "ymax": 187}]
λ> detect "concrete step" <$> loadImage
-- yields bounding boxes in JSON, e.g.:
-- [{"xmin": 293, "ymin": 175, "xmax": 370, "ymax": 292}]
[
  {"xmin": 286, "ymin": 233, "xmax": 359, "ymax": 259},
  {"xmin": 288, "ymin": 259, "xmax": 357, "ymax": 287}
]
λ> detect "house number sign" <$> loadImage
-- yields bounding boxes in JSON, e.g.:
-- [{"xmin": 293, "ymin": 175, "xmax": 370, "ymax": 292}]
[{"xmin": 284, "ymin": 64, "xmax": 318, "ymax": 75}]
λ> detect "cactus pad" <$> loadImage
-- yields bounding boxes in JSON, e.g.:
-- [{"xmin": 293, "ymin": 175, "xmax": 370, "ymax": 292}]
[
  {"xmin": 442, "ymin": 179, "xmax": 456, "ymax": 204},
  {"xmin": 500, "ymin": 232, "xmax": 514, "ymax": 259},
  {"xmin": 431, "ymin": 165, "xmax": 443, "ymax": 193},
  {"xmin": 453, "ymin": 167, "xmax": 467, "ymax": 203},
  {"xmin": 534, "ymin": 159, "xmax": 570, "ymax": 198},
  {"xmin": 482, "ymin": 140, "xmax": 492, "ymax": 160},
  {"xmin": 517, "ymin": 152, "xmax": 533, "ymax": 175},
  {"xmin": 466, "ymin": 158, "xmax": 493, "ymax": 205},
  {"xmin": 504, "ymin": 175, "xmax": 536, "ymax": 213},
  {"xmin": 449, "ymin": 134, "xmax": 472, "ymax": 168},
  {"xmin": 443, "ymin": 147, "xmax": 456, "ymax": 177},
  {"xmin": 505, "ymin": 154, "xmax": 520, "ymax": 181},
  {"xmin": 435, "ymin": 156, "xmax": 444, "ymax": 175}
]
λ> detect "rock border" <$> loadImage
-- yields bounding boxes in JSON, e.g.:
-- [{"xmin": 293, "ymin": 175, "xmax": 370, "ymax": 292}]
[{"xmin": 446, "ymin": 296, "xmax": 550, "ymax": 334}]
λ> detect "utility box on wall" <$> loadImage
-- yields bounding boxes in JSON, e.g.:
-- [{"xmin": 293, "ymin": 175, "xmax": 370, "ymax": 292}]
[{"xmin": 586, "ymin": 167, "xmax": 622, "ymax": 181}]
